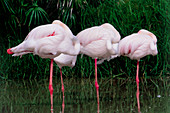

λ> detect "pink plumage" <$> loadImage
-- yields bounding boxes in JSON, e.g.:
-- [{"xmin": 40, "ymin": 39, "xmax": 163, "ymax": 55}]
[
  {"xmin": 118, "ymin": 29, "xmax": 158, "ymax": 60},
  {"xmin": 8, "ymin": 20, "xmax": 80, "ymax": 59},
  {"xmin": 77, "ymin": 23, "xmax": 121, "ymax": 60}
]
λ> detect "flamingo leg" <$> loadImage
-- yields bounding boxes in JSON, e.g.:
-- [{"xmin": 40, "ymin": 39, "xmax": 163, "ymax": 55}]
[
  {"xmin": 136, "ymin": 60, "xmax": 140, "ymax": 113},
  {"xmin": 49, "ymin": 59, "xmax": 54, "ymax": 113},
  {"xmin": 95, "ymin": 58, "xmax": 100, "ymax": 112},
  {"xmin": 60, "ymin": 68, "xmax": 65, "ymax": 113}
]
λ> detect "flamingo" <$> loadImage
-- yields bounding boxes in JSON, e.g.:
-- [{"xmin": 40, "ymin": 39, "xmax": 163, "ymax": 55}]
[
  {"xmin": 54, "ymin": 54, "xmax": 77, "ymax": 113},
  {"xmin": 118, "ymin": 29, "xmax": 158, "ymax": 112},
  {"xmin": 7, "ymin": 20, "xmax": 80, "ymax": 113},
  {"xmin": 76, "ymin": 23, "xmax": 121, "ymax": 112}
]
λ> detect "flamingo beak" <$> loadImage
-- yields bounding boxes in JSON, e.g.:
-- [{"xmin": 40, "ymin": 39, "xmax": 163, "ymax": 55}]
[{"xmin": 7, "ymin": 48, "xmax": 14, "ymax": 54}]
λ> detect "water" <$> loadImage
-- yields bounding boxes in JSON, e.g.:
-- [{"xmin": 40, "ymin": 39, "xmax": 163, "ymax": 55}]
[{"xmin": 0, "ymin": 78, "xmax": 169, "ymax": 113}]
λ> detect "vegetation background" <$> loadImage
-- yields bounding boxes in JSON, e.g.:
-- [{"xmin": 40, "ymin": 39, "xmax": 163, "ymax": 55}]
[{"xmin": 0, "ymin": 0, "xmax": 169, "ymax": 80}]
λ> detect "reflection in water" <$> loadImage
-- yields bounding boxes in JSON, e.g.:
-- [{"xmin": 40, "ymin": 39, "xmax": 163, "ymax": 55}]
[
  {"xmin": 0, "ymin": 78, "xmax": 169, "ymax": 113},
  {"xmin": 136, "ymin": 85, "xmax": 140, "ymax": 113},
  {"xmin": 97, "ymin": 102, "xmax": 99, "ymax": 113}
]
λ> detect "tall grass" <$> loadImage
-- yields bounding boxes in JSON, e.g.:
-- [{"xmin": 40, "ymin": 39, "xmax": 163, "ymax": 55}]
[{"xmin": 0, "ymin": 0, "xmax": 169, "ymax": 79}]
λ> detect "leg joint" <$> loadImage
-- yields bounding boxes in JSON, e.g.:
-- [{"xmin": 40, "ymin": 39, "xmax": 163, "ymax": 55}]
[{"xmin": 49, "ymin": 85, "xmax": 53, "ymax": 94}]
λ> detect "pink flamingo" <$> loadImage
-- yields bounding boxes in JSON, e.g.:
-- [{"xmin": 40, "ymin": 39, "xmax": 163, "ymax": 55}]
[
  {"xmin": 7, "ymin": 20, "xmax": 80, "ymax": 113},
  {"xmin": 118, "ymin": 29, "xmax": 158, "ymax": 112},
  {"xmin": 77, "ymin": 23, "xmax": 121, "ymax": 112},
  {"xmin": 54, "ymin": 54, "xmax": 77, "ymax": 113}
]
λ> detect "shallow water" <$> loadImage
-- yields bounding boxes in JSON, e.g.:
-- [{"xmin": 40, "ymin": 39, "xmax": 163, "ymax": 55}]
[{"xmin": 0, "ymin": 77, "xmax": 169, "ymax": 113}]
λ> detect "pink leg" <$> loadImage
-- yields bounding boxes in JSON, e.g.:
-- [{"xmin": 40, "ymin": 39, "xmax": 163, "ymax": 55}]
[
  {"xmin": 95, "ymin": 59, "xmax": 100, "ymax": 113},
  {"xmin": 60, "ymin": 68, "xmax": 65, "ymax": 113},
  {"xmin": 136, "ymin": 61, "xmax": 140, "ymax": 87},
  {"xmin": 136, "ymin": 60, "xmax": 140, "ymax": 113},
  {"xmin": 49, "ymin": 59, "xmax": 54, "ymax": 113}
]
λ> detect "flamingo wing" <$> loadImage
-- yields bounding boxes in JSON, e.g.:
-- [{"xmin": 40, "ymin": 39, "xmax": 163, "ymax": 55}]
[
  {"xmin": 77, "ymin": 24, "xmax": 120, "ymax": 59},
  {"xmin": 25, "ymin": 24, "xmax": 65, "ymax": 40},
  {"xmin": 119, "ymin": 33, "xmax": 158, "ymax": 60}
]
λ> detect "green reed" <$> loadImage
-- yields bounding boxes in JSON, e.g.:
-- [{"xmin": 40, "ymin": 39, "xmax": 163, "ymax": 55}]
[{"xmin": 0, "ymin": 0, "xmax": 169, "ymax": 79}]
